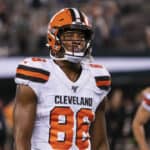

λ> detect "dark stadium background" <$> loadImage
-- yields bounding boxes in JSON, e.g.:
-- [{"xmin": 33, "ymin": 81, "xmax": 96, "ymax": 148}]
[{"xmin": 0, "ymin": 0, "xmax": 150, "ymax": 149}]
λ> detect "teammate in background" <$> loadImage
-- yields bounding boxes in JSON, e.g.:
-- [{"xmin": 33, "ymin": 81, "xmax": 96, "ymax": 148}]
[
  {"xmin": 13, "ymin": 8, "xmax": 111, "ymax": 150},
  {"xmin": 132, "ymin": 87, "xmax": 150, "ymax": 150}
]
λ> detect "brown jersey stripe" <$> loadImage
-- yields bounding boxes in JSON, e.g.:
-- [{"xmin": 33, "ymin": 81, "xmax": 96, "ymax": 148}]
[
  {"xmin": 95, "ymin": 76, "xmax": 111, "ymax": 90},
  {"xmin": 16, "ymin": 74, "xmax": 47, "ymax": 83},
  {"xmin": 16, "ymin": 69, "xmax": 49, "ymax": 81},
  {"xmin": 18, "ymin": 64, "xmax": 49, "ymax": 76},
  {"xmin": 97, "ymin": 85, "xmax": 111, "ymax": 91},
  {"xmin": 95, "ymin": 76, "xmax": 110, "ymax": 81}
]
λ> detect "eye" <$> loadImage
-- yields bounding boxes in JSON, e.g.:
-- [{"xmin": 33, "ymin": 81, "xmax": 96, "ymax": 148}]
[{"xmin": 61, "ymin": 30, "xmax": 86, "ymax": 41}]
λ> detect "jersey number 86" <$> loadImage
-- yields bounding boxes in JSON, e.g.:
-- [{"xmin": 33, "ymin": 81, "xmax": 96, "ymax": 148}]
[{"xmin": 49, "ymin": 107, "xmax": 94, "ymax": 149}]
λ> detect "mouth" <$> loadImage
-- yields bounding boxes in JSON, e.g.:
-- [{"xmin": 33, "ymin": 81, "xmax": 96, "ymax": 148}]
[{"xmin": 72, "ymin": 46, "xmax": 81, "ymax": 52}]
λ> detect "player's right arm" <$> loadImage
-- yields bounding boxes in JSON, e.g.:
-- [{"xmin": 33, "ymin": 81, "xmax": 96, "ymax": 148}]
[
  {"xmin": 13, "ymin": 57, "xmax": 49, "ymax": 150},
  {"xmin": 132, "ymin": 88, "xmax": 150, "ymax": 150},
  {"xmin": 13, "ymin": 84, "xmax": 37, "ymax": 150}
]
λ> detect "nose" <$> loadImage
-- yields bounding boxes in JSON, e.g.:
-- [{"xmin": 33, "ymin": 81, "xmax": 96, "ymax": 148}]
[{"xmin": 72, "ymin": 33, "xmax": 81, "ymax": 40}]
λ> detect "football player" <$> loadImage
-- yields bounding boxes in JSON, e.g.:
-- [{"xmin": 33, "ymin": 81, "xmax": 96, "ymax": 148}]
[
  {"xmin": 13, "ymin": 8, "xmax": 111, "ymax": 150},
  {"xmin": 132, "ymin": 87, "xmax": 150, "ymax": 150}
]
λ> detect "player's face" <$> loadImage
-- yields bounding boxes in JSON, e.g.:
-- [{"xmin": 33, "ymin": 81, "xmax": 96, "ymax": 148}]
[{"xmin": 60, "ymin": 30, "xmax": 86, "ymax": 53}]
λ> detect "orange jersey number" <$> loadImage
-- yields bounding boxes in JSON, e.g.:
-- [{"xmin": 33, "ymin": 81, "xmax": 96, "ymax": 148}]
[
  {"xmin": 76, "ymin": 109, "xmax": 94, "ymax": 149},
  {"xmin": 49, "ymin": 107, "xmax": 94, "ymax": 149},
  {"xmin": 32, "ymin": 57, "xmax": 47, "ymax": 62}
]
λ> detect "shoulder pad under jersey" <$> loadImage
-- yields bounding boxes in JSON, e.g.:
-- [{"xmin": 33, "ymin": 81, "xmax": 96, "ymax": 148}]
[
  {"xmin": 88, "ymin": 63, "xmax": 111, "ymax": 91},
  {"xmin": 15, "ymin": 57, "xmax": 50, "ymax": 84}
]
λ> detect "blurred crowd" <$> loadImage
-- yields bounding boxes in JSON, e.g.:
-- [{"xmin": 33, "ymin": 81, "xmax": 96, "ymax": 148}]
[
  {"xmin": 106, "ymin": 88, "xmax": 142, "ymax": 150},
  {"xmin": 0, "ymin": 0, "xmax": 150, "ymax": 57},
  {"xmin": 0, "ymin": 87, "xmax": 150, "ymax": 150}
]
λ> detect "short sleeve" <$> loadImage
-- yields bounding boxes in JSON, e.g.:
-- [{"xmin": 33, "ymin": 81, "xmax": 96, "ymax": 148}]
[
  {"xmin": 14, "ymin": 57, "xmax": 50, "ymax": 97},
  {"xmin": 89, "ymin": 63, "xmax": 111, "ymax": 95}
]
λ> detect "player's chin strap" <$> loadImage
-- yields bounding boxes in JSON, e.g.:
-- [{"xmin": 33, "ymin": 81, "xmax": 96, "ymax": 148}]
[
  {"xmin": 50, "ymin": 52, "xmax": 93, "ymax": 64},
  {"xmin": 64, "ymin": 54, "xmax": 83, "ymax": 63},
  {"xmin": 50, "ymin": 52, "xmax": 84, "ymax": 63}
]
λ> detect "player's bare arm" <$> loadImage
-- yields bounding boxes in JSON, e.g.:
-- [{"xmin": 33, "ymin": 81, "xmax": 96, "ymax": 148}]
[
  {"xmin": 90, "ymin": 99, "xmax": 110, "ymax": 150},
  {"xmin": 132, "ymin": 104, "xmax": 150, "ymax": 150},
  {"xmin": 13, "ymin": 85, "xmax": 37, "ymax": 150}
]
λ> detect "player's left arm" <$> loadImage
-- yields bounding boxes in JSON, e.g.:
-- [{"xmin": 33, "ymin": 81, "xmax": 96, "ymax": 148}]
[{"xmin": 90, "ymin": 98, "xmax": 110, "ymax": 150}]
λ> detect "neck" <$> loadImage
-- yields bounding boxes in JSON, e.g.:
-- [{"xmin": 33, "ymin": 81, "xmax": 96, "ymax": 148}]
[
  {"xmin": 55, "ymin": 60, "xmax": 81, "ymax": 69},
  {"xmin": 54, "ymin": 60, "xmax": 82, "ymax": 82}
]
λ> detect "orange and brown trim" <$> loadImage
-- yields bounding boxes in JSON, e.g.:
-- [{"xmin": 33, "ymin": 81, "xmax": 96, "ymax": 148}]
[
  {"xmin": 16, "ymin": 65, "xmax": 50, "ymax": 83},
  {"xmin": 68, "ymin": 8, "xmax": 84, "ymax": 23},
  {"xmin": 95, "ymin": 76, "xmax": 111, "ymax": 90}
]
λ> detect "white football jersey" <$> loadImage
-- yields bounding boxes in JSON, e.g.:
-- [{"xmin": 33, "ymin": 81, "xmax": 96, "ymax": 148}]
[
  {"xmin": 142, "ymin": 93, "xmax": 150, "ymax": 112},
  {"xmin": 15, "ymin": 57, "xmax": 111, "ymax": 150}
]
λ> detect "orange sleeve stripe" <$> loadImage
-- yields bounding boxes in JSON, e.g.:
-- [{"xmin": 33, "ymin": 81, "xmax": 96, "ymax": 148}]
[
  {"xmin": 96, "ymin": 80, "xmax": 111, "ymax": 86},
  {"xmin": 16, "ymin": 69, "xmax": 49, "ymax": 81}
]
